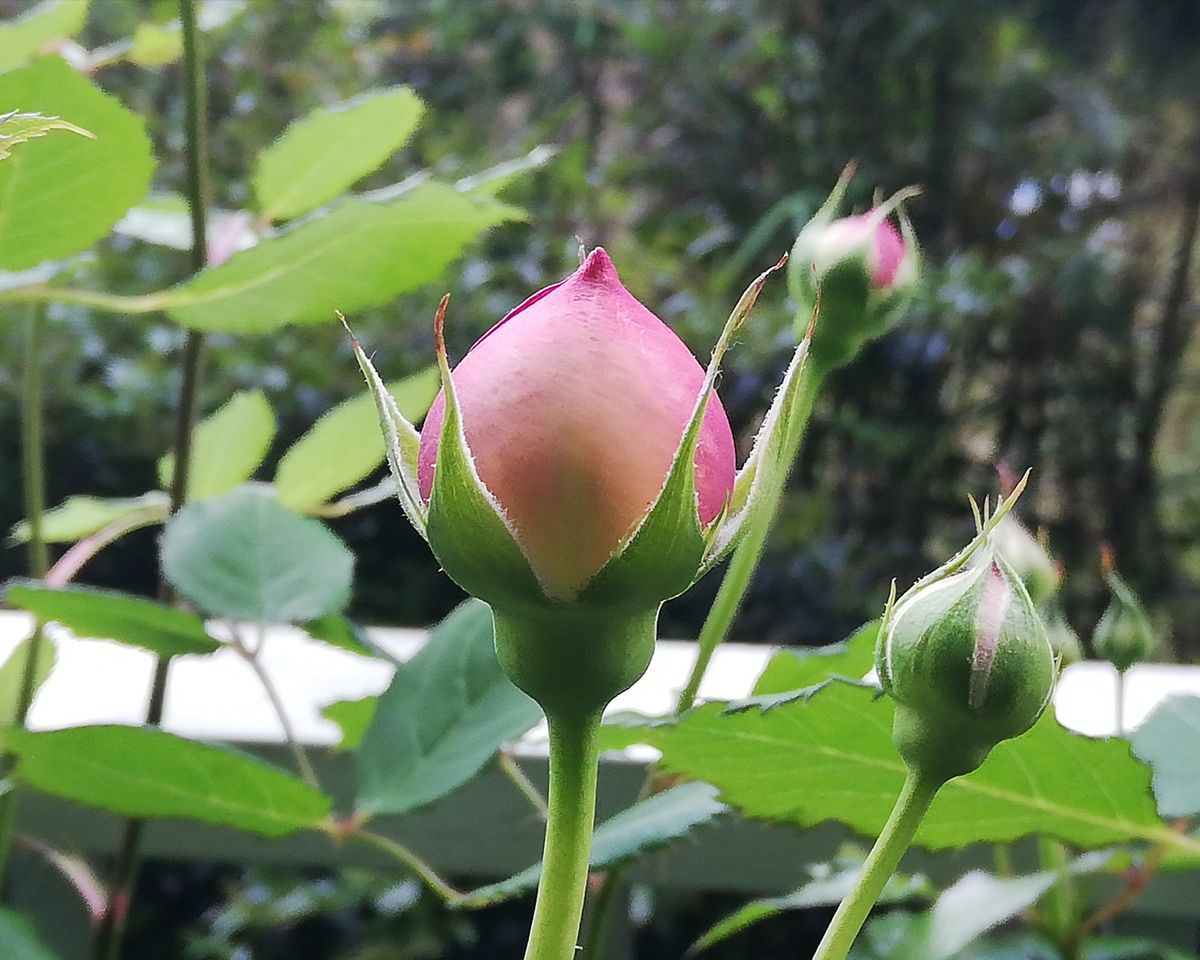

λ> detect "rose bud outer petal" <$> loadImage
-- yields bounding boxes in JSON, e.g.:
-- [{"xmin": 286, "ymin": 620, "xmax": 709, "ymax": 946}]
[{"xmin": 419, "ymin": 248, "xmax": 735, "ymax": 602}]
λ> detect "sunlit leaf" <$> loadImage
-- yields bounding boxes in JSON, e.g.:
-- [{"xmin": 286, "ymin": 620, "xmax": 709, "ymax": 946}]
[
  {"xmin": 0, "ymin": 58, "xmax": 154, "ymax": 269},
  {"xmin": 321, "ymin": 696, "xmax": 376, "ymax": 752},
  {"xmin": 0, "ymin": 725, "xmax": 331, "ymax": 837},
  {"xmin": 752, "ymin": 619, "xmax": 879, "ymax": 696},
  {"xmin": 0, "ymin": 634, "xmax": 55, "ymax": 726},
  {"xmin": 7, "ymin": 492, "xmax": 168, "ymax": 545},
  {"xmin": 274, "ymin": 368, "xmax": 439, "ymax": 512},
  {"xmin": 5, "ymin": 583, "xmax": 222, "ymax": 657},
  {"xmin": 0, "ymin": 0, "xmax": 88, "ymax": 74},
  {"xmin": 628, "ymin": 681, "xmax": 1197, "ymax": 856},
  {"xmin": 158, "ymin": 390, "xmax": 276, "ymax": 500},
  {"xmin": 163, "ymin": 183, "xmax": 522, "ymax": 333},
  {"xmin": 253, "ymin": 86, "xmax": 424, "ymax": 221}
]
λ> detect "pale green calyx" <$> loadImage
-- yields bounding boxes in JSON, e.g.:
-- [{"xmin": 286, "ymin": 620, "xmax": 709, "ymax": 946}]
[{"xmin": 875, "ymin": 477, "xmax": 1058, "ymax": 783}]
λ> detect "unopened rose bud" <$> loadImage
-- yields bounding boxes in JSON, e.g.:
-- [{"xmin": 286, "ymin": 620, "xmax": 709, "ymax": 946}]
[
  {"xmin": 805, "ymin": 213, "xmax": 917, "ymax": 292},
  {"xmin": 991, "ymin": 514, "xmax": 1059, "ymax": 606},
  {"xmin": 877, "ymin": 551, "xmax": 1056, "ymax": 783},
  {"xmin": 1092, "ymin": 565, "xmax": 1155, "ymax": 673},
  {"xmin": 1042, "ymin": 604, "xmax": 1084, "ymax": 666},
  {"xmin": 789, "ymin": 169, "xmax": 920, "ymax": 376},
  {"xmin": 418, "ymin": 248, "xmax": 735, "ymax": 604},
  {"xmin": 352, "ymin": 245, "xmax": 791, "ymax": 715}
]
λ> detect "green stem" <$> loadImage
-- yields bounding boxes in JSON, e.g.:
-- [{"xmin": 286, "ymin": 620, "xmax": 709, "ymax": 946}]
[
  {"xmin": 91, "ymin": 3, "xmax": 209, "ymax": 957},
  {"xmin": 812, "ymin": 771, "xmax": 940, "ymax": 960},
  {"xmin": 349, "ymin": 829, "xmax": 460, "ymax": 902},
  {"xmin": 676, "ymin": 369, "xmax": 822, "ymax": 713},
  {"xmin": 1115, "ymin": 669, "xmax": 1126, "ymax": 736},
  {"xmin": 0, "ymin": 305, "xmax": 51, "ymax": 891},
  {"xmin": 498, "ymin": 750, "xmax": 549, "ymax": 820},
  {"xmin": 524, "ymin": 710, "xmax": 602, "ymax": 960},
  {"xmin": 1035, "ymin": 836, "xmax": 1078, "ymax": 954}
]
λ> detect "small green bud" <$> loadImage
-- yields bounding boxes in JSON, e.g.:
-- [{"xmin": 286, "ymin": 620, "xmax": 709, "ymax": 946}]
[
  {"xmin": 991, "ymin": 514, "xmax": 1059, "ymax": 606},
  {"xmin": 1041, "ymin": 602, "xmax": 1084, "ymax": 666},
  {"xmin": 1092, "ymin": 567, "xmax": 1155, "ymax": 673},
  {"xmin": 877, "ymin": 552, "xmax": 1057, "ymax": 783}
]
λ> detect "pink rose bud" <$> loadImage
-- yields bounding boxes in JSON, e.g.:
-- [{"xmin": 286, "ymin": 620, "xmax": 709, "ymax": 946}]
[
  {"xmin": 809, "ymin": 213, "xmax": 917, "ymax": 291},
  {"xmin": 788, "ymin": 168, "xmax": 920, "ymax": 376},
  {"xmin": 417, "ymin": 248, "xmax": 736, "ymax": 601}
]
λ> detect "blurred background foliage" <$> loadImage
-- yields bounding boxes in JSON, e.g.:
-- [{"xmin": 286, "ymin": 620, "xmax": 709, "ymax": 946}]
[
  {"xmin": 3, "ymin": 1, "xmax": 1200, "ymax": 958},
  {"xmin": 5, "ymin": 0, "xmax": 1200, "ymax": 661}
]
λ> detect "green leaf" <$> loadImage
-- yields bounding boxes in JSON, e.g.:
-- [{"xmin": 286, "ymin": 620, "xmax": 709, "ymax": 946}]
[
  {"xmin": 1130, "ymin": 694, "xmax": 1200, "ymax": 818},
  {"xmin": 635, "ymin": 681, "xmax": 1198, "ymax": 856},
  {"xmin": 302, "ymin": 615, "xmax": 376, "ymax": 659},
  {"xmin": 0, "ymin": 906, "xmax": 58, "ymax": 960},
  {"xmin": 0, "ymin": 634, "xmax": 55, "ymax": 726},
  {"xmin": 692, "ymin": 858, "xmax": 930, "ymax": 953},
  {"xmin": 163, "ymin": 183, "xmax": 522, "ymax": 333},
  {"xmin": 253, "ymin": 87, "xmax": 424, "ymax": 221},
  {"xmin": 0, "ymin": 57, "xmax": 154, "ymax": 269},
  {"xmin": 161, "ymin": 486, "xmax": 354, "ymax": 624},
  {"xmin": 4, "ymin": 583, "xmax": 221, "ymax": 657},
  {"xmin": 158, "ymin": 390, "xmax": 276, "ymax": 501},
  {"xmin": 127, "ymin": 21, "xmax": 182, "ymax": 66},
  {"xmin": 321, "ymin": 696, "xmax": 376, "ymax": 752},
  {"xmin": 354, "ymin": 600, "xmax": 542, "ymax": 816},
  {"xmin": 457, "ymin": 782, "xmax": 728, "ymax": 908},
  {"xmin": 0, "ymin": 109, "xmax": 92, "ymax": 161},
  {"xmin": 274, "ymin": 367, "xmax": 439, "ymax": 512},
  {"xmin": 0, "ymin": 725, "xmax": 331, "ymax": 837},
  {"xmin": 7, "ymin": 491, "xmax": 168, "ymax": 545},
  {"xmin": 1078, "ymin": 937, "xmax": 1200, "ymax": 960},
  {"xmin": 753, "ymin": 619, "xmax": 879, "ymax": 696},
  {"xmin": 0, "ymin": 0, "xmax": 88, "ymax": 74},
  {"xmin": 889, "ymin": 870, "xmax": 1059, "ymax": 960}
]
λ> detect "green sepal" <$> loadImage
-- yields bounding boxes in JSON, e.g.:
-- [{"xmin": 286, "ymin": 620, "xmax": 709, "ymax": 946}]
[
  {"xmin": 346, "ymin": 314, "xmax": 429, "ymax": 540},
  {"xmin": 702, "ymin": 308, "xmax": 818, "ymax": 572},
  {"xmin": 880, "ymin": 472, "xmax": 1032, "ymax": 639},
  {"xmin": 424, "ymin": 297, "xmax": 547, "ymax": 607}
]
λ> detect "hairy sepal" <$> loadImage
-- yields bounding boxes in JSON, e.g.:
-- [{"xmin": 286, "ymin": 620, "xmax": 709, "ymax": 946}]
[
  {"xmin": 701, "ymin": 329, "xmax": 816, "ymax": 573},
  {"xmin": 345, "ymin": 314, "xmax": 428, "ymax": 540},
  {"xmin": 879, "ymin": 471, "xmax": 1032, "ymax": 642},
  {"xmin": 584, "ymin": 256, "xmax": 788, "ymax": 605},
  {"xmin": 425, "ymin": 297, "xmax": 547, "ymax": 607}
]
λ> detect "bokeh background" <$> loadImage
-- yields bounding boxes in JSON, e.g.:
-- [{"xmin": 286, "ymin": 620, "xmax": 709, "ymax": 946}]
[{"xmin": 2, "ymin": 0, "xmax": 1199, "ymax": 956}]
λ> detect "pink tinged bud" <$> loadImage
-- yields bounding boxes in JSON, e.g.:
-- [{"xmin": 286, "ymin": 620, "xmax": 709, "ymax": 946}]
[
  {"xmin": 418, "ymin": 248, "xmax": 736, "ymax": 600},
  {"xmin": 813, "ymin": 213, "xmax": 914, "ymax": 291}
]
